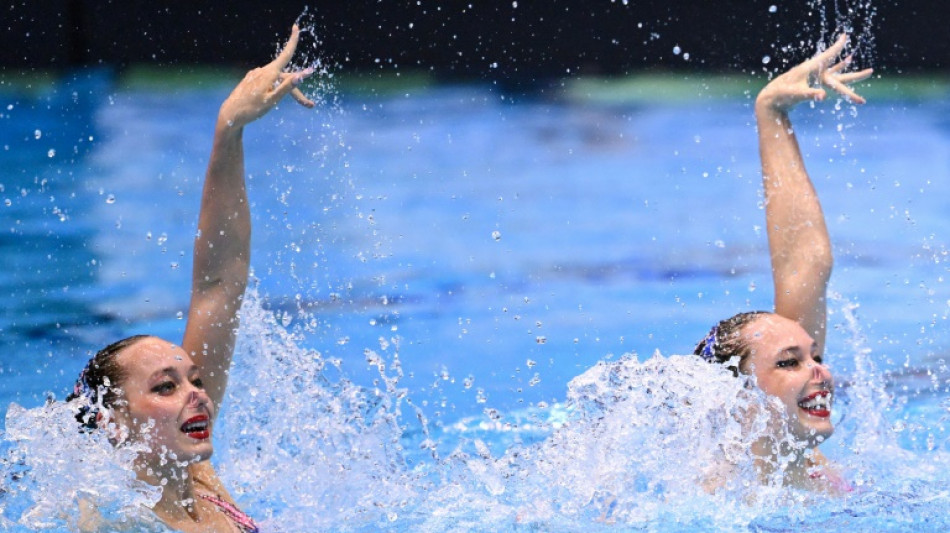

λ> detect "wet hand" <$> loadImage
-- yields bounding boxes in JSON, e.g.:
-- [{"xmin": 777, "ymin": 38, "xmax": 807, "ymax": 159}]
[
  {"xmin": 756, "ymin": 34, "xmax": 874, "ymax": 113},
  {"xmin": 218, "ymin": 24, "xmax": 316, "ymax": 130}
]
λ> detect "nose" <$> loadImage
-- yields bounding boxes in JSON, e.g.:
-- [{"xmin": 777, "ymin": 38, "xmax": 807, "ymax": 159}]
[
  {"xmin": 811, "ymin": 361, "xmax": 833, "ymax": 386},
  {"xmin": 186, "ymin": 384, "xmax": 211, "ymax": 409}
]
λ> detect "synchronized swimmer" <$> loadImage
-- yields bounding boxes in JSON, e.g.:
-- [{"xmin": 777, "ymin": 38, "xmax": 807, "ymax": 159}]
[
  {"xmin": 66, "ymin": 25, "xmax": 314, "ymax": 532},
  {"xmin": 692, "ymin": 34, "xmax": 871, "ymax": 493}
]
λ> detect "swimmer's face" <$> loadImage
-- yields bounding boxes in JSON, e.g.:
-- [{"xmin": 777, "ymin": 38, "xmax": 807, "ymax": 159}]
[
  {"xmin": 111, "ymin": 337, "xmax": 214, "ymax": 466},
  {"xmin": 740, "ymin": 315, "xmax": 834, "ymax": 445}
]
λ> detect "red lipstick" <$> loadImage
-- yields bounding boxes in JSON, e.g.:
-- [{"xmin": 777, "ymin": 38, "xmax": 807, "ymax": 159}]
[
  {"xmin": 181, "ymin": 414, "xmax": 211, "ymax": 440},
  {"xmin": 797, "ymin": 390, "xmax": 832, "ymax": 418}
]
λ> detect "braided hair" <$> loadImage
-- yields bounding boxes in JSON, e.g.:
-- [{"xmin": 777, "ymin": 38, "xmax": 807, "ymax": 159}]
[
  {"xmin": 66, "ymin": 335, "xmax": 151, "ymax": 430},
  {"xmin": 693, "ymin": 311, "xmax": 771, "ymax": 377}
]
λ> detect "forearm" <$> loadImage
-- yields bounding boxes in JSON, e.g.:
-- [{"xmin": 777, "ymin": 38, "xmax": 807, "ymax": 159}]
[{"xmin": 194, "ymin": 121, "xmax": 252, "ymax": 294}]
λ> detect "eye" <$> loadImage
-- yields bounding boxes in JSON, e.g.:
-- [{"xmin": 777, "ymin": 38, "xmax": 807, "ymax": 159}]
[
  {"xmin": 776, "ymin": 358, "xmax": 798, "ymax": 369},
  {"xmin": 152, "ymin": 381, "xmax": 176, "ymax": 395}
]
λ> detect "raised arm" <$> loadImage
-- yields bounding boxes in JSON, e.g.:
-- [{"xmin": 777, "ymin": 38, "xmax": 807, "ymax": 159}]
[
  {"xmin": 182, "ymin": 25, "xmax": 314, "ymax": 410},
  {"xmin": 754, "ymin": 34, "xmax": 872, "ymax": 354}
]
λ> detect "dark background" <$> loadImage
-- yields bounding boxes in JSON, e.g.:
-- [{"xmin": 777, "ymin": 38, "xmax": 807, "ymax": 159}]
[{"xmin": 2, "ymin": 1, "xmax": 947, "ymax": 79}]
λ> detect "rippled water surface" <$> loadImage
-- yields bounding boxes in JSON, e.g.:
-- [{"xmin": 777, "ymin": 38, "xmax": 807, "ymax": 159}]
[{"xmin": 0, "ymin": 70, "xmax": 949, "ymax": 531}]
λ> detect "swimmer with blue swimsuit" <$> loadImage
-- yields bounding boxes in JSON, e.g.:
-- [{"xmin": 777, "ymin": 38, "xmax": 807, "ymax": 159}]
[
  {"xmin": 67, "ymin": 25, "xmax": 313, "ymax": 532},
  {"xmin": 693, "ymin": 35, "xmax": 872, "ymax": 493}
]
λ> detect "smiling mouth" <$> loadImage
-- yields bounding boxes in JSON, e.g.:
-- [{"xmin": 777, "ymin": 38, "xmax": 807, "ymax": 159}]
[
  {"xmin": 180, "ymin": 415, "xmax": 211, "ymax": 440},
  {"xmin": 797, "ymin": 390, "xmax": 832, "ymax": 418}
]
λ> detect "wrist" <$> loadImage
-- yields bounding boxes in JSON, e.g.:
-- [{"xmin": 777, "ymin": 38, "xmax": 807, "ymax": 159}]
[
  {"xmin": 755, "ymin": 98, "xmax": 789, "ymax": 122},
  {"xmin": 214, "ymin": 115, "xmax": 244, "ymax": 142}
]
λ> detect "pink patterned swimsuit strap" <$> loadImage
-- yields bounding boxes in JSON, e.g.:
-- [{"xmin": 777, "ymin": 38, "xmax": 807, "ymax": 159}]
[{"xmin": 197, "ymin": 493, "xmax": 261, "ymax": 533}]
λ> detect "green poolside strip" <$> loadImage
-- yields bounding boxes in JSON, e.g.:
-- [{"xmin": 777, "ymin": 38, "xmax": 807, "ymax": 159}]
[
  {"xmin": 117, "ymin": 66, "xmax": 242, "ymax": 91},
  {"xmin": 563, "ymin": 72, "xmax": 950, "ymax": 104},
  {"xmin": 0, "ymin": 70, "xmax": 61, "ymax": 96},
  {"xmin": 2, "ymin": 66, "xmax": 948, "ymax": 102},
  {"xmin": 118, "ymin": 67, "xmax": 437, "ymax": 97}
]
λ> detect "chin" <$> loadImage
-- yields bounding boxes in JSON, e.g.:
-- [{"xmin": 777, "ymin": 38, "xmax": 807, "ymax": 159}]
[
  {"xmin": 188, "ymin": 442, "xmax": 215, "ymax": 463},
  {"xmin": 797, "ymin": 422, "xmax": 834, "ymax": 446}
]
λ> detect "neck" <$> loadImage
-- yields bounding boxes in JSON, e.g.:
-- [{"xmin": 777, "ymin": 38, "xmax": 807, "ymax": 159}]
[
  {"xmin": 136, "ymin": 455, "xmax": 199, "ymax": 520},
  {"xmin": 751, "ymin": 435, "xmax": 819, "ymax": 488}
]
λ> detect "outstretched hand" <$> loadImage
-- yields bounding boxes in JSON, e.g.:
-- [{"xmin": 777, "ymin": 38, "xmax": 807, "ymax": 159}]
[
  {"xmin": 756, "ymin": 34, "xmax": 874, "ymax": 113},
  {"xmin": 218, "ymin": 24, "xmax": 316, "ymax": 130}
]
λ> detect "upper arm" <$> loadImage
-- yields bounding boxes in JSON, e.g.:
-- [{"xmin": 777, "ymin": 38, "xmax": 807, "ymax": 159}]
[
  {"xmin": 182, "ymin": 271, "xmax": 246, "ymax": 415},
  {"xmin": 772, "ymin": 248, "xmax": 832, "ymax": 354}
]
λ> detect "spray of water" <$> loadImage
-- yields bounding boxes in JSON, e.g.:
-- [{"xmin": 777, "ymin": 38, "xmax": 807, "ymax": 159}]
[
  {"xmin": 0, "ymin": 402, "xmax": 162, "ymax": 531},
  {"xmin": 214, "ymin": 287, "xmax": 424, "ymax": 531}
]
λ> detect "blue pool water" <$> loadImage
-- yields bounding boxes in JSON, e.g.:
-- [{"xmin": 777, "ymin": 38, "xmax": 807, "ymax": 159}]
[{"xmin": 1, "ymin": 67, "xmax": 949, "ymax": 530}]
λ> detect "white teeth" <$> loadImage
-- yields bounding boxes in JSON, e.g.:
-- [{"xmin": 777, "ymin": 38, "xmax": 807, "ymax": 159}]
[
  {"xmin": 181, "ymin": 420, "xmax": 208, "ymax": 432},
  {"xmin": 798, "ymin": 393, "xmax": 832, "ymax": 410}
]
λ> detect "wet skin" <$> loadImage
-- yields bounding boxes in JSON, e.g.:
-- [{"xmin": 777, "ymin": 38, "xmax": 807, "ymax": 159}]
[
  {"xmin": 111, "ymin": 337, "xmax": 215, "ymax": 467},
  {"xmin": 740, "ymin": 314, "xmax": 835, "ymax": 444}
]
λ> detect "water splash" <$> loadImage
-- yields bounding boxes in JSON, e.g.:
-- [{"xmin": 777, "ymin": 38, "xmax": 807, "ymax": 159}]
[
  {"xmin": 0, "ymin": 401, "xmax": 162, "ymax": 531},
  {"xmin": 2, "ymin": 292, "xmax": 950, "ymax": 531},
  {"xmin": 214, "ymin": 287, "xmax": 424, "ymax": 531}
]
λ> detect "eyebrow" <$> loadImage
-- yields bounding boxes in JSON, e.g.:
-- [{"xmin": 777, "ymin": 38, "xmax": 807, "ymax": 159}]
[
  {"xmin": 776, "ymin": 343, "xmax": 820, "ymax": 358},
  {"xmin": 149, "ymin": 365, "xmax": 200, "ymax": 381}
]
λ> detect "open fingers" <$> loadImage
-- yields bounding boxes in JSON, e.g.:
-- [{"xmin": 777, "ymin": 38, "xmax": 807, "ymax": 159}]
[
  {"xmin": 834, "ymin": 67, "xmax": 874, "ymax": 85},
  {"xmin": 266, "ymin": 75, "xmax": 300, "ymax": 105},
  {"xmin": 290, "ymin": 87, "xmax": 315, "ymax": 108},
  {"xmin": 823, "ymin": 78, "xmax": 866, "ymax": 104},
  {"xmin": 825, "ymin": 56, "xmax": 852, "ymax": 75},
  {"xmin": 270, "ymin": 24, "xmax": 301, "ymax": 71},
  {"xmin": 814, "ymin": 34, "xmax": 849, "ymax": 67},
  {"xmin": 263, "ymin": 68, "xmax": 315, "ymax": 108}
]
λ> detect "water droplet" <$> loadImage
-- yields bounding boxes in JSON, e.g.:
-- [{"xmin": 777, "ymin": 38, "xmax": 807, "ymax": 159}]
[
  {"xmin": 34, "ymin": 130, "xmax": 41, "ymax": 139},
  {"xmin": 511, "ymin": 1, "xmax": 518, "ymax": 7},
  {"xmin": 768, "ymin": 5, "xmax": 777, "ymax": 13},
  {"xmin": 176, "ymin": 311, "xmax": 183, "ymax": 320},
  {"xmin": 762, "ymin": 55, "xmax": 771, "ymax": 65},
  {"xmin": 491, "ymin": 230, "xmax": 502, "ymax": 241},
  {"xmin": 526, "ymin": 359, "xmax": 537, "ymax": 368},
  {"xmin": 105, "ymin": 194, "xmax": 116, "ymax": 204},
  {"xmin": 673, "ymin": 45, "xmax": 681, "ymax": 55},
  {"xmin": 47, "ymin": 149, "xmax": 55, "ymax": 158}
]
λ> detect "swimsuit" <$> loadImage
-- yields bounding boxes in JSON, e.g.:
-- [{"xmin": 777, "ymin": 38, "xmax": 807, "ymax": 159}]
[
  {"xmin": 809, "ymin": 470, "xmax": 854, "ymax": 493},
  {"xmin": 197, "ymin": 493, "xmax": 261, "ymax": 533}
]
